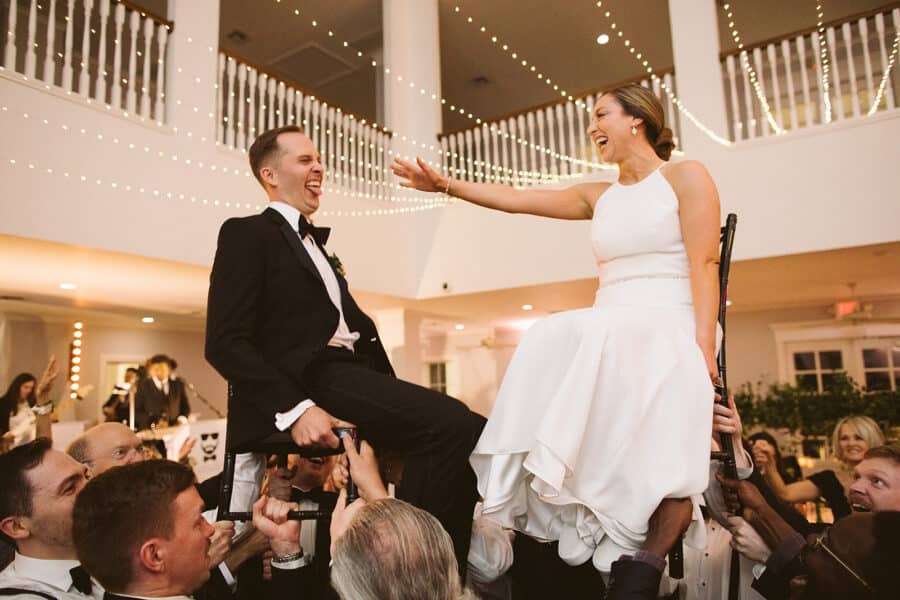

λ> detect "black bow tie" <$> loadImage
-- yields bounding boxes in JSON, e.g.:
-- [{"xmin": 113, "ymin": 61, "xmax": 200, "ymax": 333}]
[
  {"xmin": 70, "ymin": 565, "xmax": 93, "ymax": 595},
  {"xmin": 298, "ymin": 217, "xmax": 330, "ymax": 246},
  {"xmin": 291, "ymin": 486, "xmax": 331, "ymax": 504}
]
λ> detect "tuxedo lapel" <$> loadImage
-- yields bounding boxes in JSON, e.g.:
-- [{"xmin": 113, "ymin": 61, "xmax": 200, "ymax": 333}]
[{"xmin": 265, "ymin": 207, "xmax": 324, "ymax": 285}]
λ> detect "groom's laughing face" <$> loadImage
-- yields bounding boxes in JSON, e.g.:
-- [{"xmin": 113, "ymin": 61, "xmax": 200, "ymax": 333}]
[{"xmin": 261, "ymin": 131, "xmax": 324, "ymax": 218}]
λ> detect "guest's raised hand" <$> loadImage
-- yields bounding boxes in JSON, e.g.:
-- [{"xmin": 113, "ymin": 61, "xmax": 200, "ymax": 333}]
[
  {"xmin": 752, "ymin": 442, "xmax": 775, "ymax": 474},
  {"xmin": 342, "ymin": 435, "xmax": 389, "ymax": 502},
  {"xmin": 391, "ymin": 157, "xmax": 447, "ymax": 193},
  {"xmin": 208, "ymin": 520, "xmax": 235, "ymax": 567},
  {"xmin": 331, "ymin": 453, "xmax": 348, "ymax": 491},
  {"xmin": 329, "ymin": 487, "xmax": 369, "ymax": 554},
  {"xmin": 252, "ymin": 496, "xmax": 301, "ymax": 558},
  {"xmin": 726, "ymin": 516, "xmax": 771, "ymax": 563}
]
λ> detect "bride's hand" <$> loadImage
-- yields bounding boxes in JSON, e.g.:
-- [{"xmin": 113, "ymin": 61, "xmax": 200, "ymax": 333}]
[{"xmin": 391, "ymin": 157, "xmax": 447, "ymax": 193}]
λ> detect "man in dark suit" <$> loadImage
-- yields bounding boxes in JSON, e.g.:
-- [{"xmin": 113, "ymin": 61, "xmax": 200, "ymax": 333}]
[
  {"xmin": 134, "ymin": 354, "xmax": 191, "ymax": 430},
  {"xmin": 205, "ymin": 125, "xmax": 486, "ymax": 573}
]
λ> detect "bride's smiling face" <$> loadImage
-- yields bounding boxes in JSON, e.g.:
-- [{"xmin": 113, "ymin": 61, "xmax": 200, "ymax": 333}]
[{"xmin": 587, "ymin": 93, "xmax": 641, "ymax": 163}]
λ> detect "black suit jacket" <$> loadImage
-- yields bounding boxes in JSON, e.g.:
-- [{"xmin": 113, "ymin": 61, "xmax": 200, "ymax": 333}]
[
  {"xmin": 205, "ymin": 207, "xmax": 394, "ymax": 450},
  {"xmin": 605, "ymin": 559, "xmax": 663, "ymax": 600},
  {"xmin": 133, "ymin": 377, "xmax": 190, "ymax": 430}
]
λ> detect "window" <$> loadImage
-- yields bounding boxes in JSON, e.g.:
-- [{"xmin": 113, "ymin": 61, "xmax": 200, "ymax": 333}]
[
  {"xmin": 861, "ymin": 345, "xmax": 900, "ymax": 391},
  {"xmin": 428, "ymin": 363, "xmax": 447, "ymax": 394},
  {"xmin": 791, "ymin": 349, "xmax": 844, "ymax": 392}
]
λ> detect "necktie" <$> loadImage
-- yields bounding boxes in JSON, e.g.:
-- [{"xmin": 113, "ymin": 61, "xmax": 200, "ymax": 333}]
[
  {"xmin": 70, "ymin": 565, "xmax": 92, "ymax": 595},
  {"xmin": 298, "ymin": 217, "xmax": 331, "ymax": 246}
]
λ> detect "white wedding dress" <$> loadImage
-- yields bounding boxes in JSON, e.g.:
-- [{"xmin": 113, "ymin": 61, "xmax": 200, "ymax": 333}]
[{"xmin": 470, "ymin": 166, "xmax": 716, "ymax": 572}]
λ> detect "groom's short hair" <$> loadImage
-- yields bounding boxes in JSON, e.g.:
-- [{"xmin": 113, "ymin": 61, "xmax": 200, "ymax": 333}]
[{"xmin": 249, "ymin": 125, "xmax": 306, "ymax": 186}]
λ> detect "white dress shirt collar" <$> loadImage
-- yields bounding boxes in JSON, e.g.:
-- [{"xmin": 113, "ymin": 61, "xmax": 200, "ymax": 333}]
[
  {"xmin": 268, "ymin": 201, "xmax": 308, "ymax": 233},
  {"xmin": 9, "ymin": 553, "xmax": 81, "ymax": 591}
]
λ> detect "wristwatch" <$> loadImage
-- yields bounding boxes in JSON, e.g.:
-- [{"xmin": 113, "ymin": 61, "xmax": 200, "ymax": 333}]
[{"xmin": 271, "ymin": 550, "xmax": 310, "ymax": 569}]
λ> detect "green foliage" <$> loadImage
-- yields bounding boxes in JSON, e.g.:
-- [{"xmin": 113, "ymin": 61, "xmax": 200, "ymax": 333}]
[{"xmin": 734, "ymin": 372, "xmax": 899, "ymax": 438}]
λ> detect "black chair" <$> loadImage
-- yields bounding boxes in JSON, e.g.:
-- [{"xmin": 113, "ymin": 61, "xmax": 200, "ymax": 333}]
[
  {"xmin": 217, "ymin": 385, "xmax": 354, "ymax": 522},
  {"xmin": 668, "ymin": 212, "xmax": 739, "ymax": 581}
]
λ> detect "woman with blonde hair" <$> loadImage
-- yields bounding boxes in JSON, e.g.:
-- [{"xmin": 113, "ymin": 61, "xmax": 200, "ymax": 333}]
[
  {"xmin": 394, "ymin": 83, "xmax": 721, "ymax": 573},
  {"xmin": 754, "ymin": 415, "xmax": 885, "ymax": 520}
]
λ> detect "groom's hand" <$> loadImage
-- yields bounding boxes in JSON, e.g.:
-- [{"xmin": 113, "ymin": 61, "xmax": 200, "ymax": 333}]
[{"xmin": 289, "ymin": 406, "xmax": 352, "ymax": 448}]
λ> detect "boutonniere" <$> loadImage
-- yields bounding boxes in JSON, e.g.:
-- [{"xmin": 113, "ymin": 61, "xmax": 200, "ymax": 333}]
[{"xmin": 329, "ymin": 252, "xmax": 346, "ymax": 277}]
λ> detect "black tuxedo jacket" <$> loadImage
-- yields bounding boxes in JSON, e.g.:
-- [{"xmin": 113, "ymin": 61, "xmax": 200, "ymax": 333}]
[
  {"xmin": 133, "ymin": 377, "xmax": 190, "ymax": 431},
  {"xmin": 205, "ymin": 207, "xmax": 394, "ymax": 451}
]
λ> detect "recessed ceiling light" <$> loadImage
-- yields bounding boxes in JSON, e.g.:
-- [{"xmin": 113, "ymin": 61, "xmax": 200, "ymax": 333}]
[
  {"xmin": 59, "ymin": 282, "xmax": 77, "ymax": 290},
  {"xmin": 142, "ymin": 317, "xmax": 155, "ymax": 324},
  {"xmin": 596, "ymin": 33, "xmax": 610, "ymax": 45},
  {"xmin": 521, "ymin": 304, "xmax": 534, "ymax": 311},
  {"xmin": 455, "ymin": 323, "xmax": 465, "ymax": 331}
]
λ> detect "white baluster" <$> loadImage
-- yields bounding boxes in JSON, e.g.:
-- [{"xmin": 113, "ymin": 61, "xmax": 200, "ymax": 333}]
[
  {"xmin": 448, "ymin": 134, "xmax": 458, "ymax": 182},
  {"xmin": 266, "ymin": 77, "xmax": 276, "ymax": 130},
  {"xmin": 43, "ymin": 0, "xmax": 57, "ymax": 84},
  {"xmin": 826, "ymin": 27, "xmax": 844, "ymax": 119},
  {"xmin": 440, "ymin": 135, "xmax": 449, "ymax": 184},
  {"xmin": 725, "ymin": 55, "xmax": 742, "ymax": 140},
  {"xmin": 78, "ymin": 0, "xmax": 94, "ymax": 95},
  {"xmin": 585, "ymin": 97, "xmax": 599, "ymax": 165},
  {"xmin": 215, "ymin": 54, "xmax": 225, "ymax": 143},
  {"xmin": 62, "ymin": 0, "xmax": 74, "ymax": 90},
  {"xmin": 284, "ymin": 86, "xmax": 293, "ymax": 125},
  {"xmin": 96, "ymin": 0, "xmax": 110, "ymax": 102},
  {"xmin": 110, "ymin": 3, "xmax": 125, "ymax": 107},
  {"xmin": 327, "ymin": 107, "xmax": 336, "ymax": 179},
  {"xmin": 663, "ymin": 73, "xmax": 678, "ymax": 143},
  {"xmin": 4, "ymin": 0, "xmax": 18, "ymax": 71},
  {"xmin": 739, "ymin": 52, "xmax": 756, "ymax": 137},
  {"xmin": 497, "ymin": 121, "xmax": 509, "ymax": 184},
  {"xmin": 463, "ymin": 129, "xmax": 473, "ymax": 184},
  {"xmin": 225, "ymin": 58, "xmax": 235, "ymax": 148},
  {"xmin": 517, "ymin": 114, "xmax": 529, "ymax": 179},
  {"xmin": 294, "ymin": 89, "xmax": 303, "ymax": 128},
  {"xmin": 276, "ymin": 81, "xmax": 285, "ymax": 127},
  {"xmin": 797, "ymin": 36, "xmax": 814, "ymax": 126},
  {"xmin": 527, "ymin": 112, "xmax": 539, "ymax": 176},
  {"xmin": 752, "ymin": 47, "xmax": 771, "ymax": 136},
  {"xmin": 153, "ymin": 25, "xmax": 167, "ymax": 122},
  {"xmin": 302, "ymin": 92, "xmax": 311, "ymax": 130},
  {"xmin": 362, "ymin": 124, "xmax": 371, "ymax": 198},
  {"xmin": 536, "ymin": 108, "xmax": 547, "ymax": 174},
  {"xmin": 555, "ymin": 104, "xmax": 568, "ymax": 176},
  {"xmin": 859, "ymin": 18, "xmax": 875, "ymax": 108},
  {"xmin": 874, "ymin": 12, "xmax": 896, "ymax": 110},
  {"xmin": 236, "ymin": 63, "xmax": 247, "ymax": 151},
  {"xmin": 565, "ymin": 103, "xmax": 577, "ymax": 174},
  {"xmin": 349, "ymin": 118, "xmax": 358, "ymax": 194},
  {"xmin": 331, "ymin": 111, "xmax": 342, "ymax": 187},
  {"xmin": 257, "ymin": 73, "xmax": 267, "ymax": 138},
  {"xmin": 490, "ymin": 122, "xmax": 501, "ymax": 183},
  {"xmin": 840, "ymin": 23, "xmax": 860, "ymax": 117},
  {"xmin": 781, "ymin": 40, "xmax": 798, "ymax": 130},
  {"xmin": 139, "ymin": 17, "xmax": 153, "ymax": 116},
  {"xmin": 545, "ymin": 107, "xmax": 558, "ymax": 176},
  {"xmin": 126, "ymin": 11, "xmax": 139, "ymax": 112},
  {"xmin": 507, "ymin": 119, "xmax": 519, "ymax": 185},
  {"xmin": 472, "ymin": 126, "xmax": 483, "ymax": 183},
  {"xmin": 25, "ymin": 0, "xmax": 37, "ymax": 78},
  {"xmin": 309, "ymin": 95, "xmax": 319, "ymax": 151},
  {"xmin": 766, "ymin": 44, "xmax": 784, "ymax": 130}
]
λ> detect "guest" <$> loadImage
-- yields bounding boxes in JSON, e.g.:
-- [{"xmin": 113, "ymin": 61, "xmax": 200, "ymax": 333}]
[
  {"xmin": 755, "ymin": 416, "xmax": 885, "ymax": 521},
  {"xmin": 848, "ymin": 445, "xmax": 900, "ymax": 512},
  {"xmin": 133, "ymin": 354, "xmax": 191, "ymax": 430},
  {"xmin": 72, "ymin": 460, "xmax": 215, "ymax": 600},
  {"xmin": 748, "ymin": 431, "xmax": 802, "ymax": 483},
  {"xmin": 720, "ymin": 473, "xmax": 900, "ymax": 599},
  {"xmin": 0, "ymin": 438, "xmax": 97, "ymax": 599},
  {"xmin": 66, "ymin": 422, "xmax": 145, "ymax": 475},
  {"xmin": 102, "ymin": 367, "xmax": 139, "ymax": 423},
  {"xmin": 1, "ymin": 357, "xmax": 59, "ymax": 449}
]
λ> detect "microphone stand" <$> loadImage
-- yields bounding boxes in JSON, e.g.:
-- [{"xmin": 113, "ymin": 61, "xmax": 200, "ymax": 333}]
[{"xmin": 187, "ymin": 382, "xmax": 226, "ymax": 419}]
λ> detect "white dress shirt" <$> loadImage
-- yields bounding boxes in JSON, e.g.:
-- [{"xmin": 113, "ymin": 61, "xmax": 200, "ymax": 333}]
[
  {"xmin": 0, "ymin": 553, "xmax": 104, "ymax": 600},
  {"xmin": 268, "ymin": 201, "xmax": 360, "ymax": 431},
  {"xmin": 151, "ymin": 375, "xmax": 169, "ymax": 395}
]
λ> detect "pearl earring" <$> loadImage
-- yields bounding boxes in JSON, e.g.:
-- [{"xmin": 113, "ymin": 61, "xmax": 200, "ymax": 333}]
[{"xmin": 631, "ymin": 126, "xmax": 638, "ymax": 136}]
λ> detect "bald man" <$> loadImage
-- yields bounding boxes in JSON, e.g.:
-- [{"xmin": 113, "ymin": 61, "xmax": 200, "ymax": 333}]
[{"xmin": 66, "ymin": 422, "xmax": 145, "ymax": 476}]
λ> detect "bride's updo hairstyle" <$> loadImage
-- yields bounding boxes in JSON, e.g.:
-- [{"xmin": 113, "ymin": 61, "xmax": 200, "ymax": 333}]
[{"xmin": 602, "ymin": 84, "xmax": 676, "ymax": 161}]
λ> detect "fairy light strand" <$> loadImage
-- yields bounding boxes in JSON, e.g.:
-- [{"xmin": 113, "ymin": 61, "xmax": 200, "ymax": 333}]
[{"xmin": 815, "ymin": 2, "xmax": 834, "ymax": 123}]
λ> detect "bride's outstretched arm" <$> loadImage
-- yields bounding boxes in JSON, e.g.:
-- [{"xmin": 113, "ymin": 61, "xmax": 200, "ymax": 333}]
[{"xmin": 391, "ymin": 157, "xmax": 607, "ymax": 221}]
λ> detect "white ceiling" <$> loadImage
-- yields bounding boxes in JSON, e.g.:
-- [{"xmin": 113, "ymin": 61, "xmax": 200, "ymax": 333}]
[{"xmin": 2, "ymin": 233, "xmax": 899, "ymax": 333}]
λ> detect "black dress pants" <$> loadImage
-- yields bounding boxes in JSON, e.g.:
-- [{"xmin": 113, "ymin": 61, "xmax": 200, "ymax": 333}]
[
  {"xmin": 509, "ymin": 535, "xmax": 607, "ymax": 599},
  {"xmin": 303, "ymin": 349, "xmax": 487, "ymax": 574}
]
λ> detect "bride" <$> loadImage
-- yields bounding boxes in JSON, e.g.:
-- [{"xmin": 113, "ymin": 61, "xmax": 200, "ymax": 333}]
[{"xmin": 392, "ymin": 84, "xmax": 721, "ymax": 572}]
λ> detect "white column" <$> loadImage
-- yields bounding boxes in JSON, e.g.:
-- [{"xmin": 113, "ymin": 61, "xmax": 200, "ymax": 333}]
[
  {"xmin": 166, "ymin": 0, "xmax": 220, "ymax": 138},
  {"xmin": 382, "ymin": 0, "xmax": 442, "ymax": 161},
  {"xmin": 667, "ymin": 0, "xmax": 730, "ymax": 152}
]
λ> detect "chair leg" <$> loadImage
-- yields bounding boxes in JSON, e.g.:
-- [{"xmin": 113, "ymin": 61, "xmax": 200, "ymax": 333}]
[{"xmin": 218, "ymin": 450, "xmax": 236, "ymax": 521}]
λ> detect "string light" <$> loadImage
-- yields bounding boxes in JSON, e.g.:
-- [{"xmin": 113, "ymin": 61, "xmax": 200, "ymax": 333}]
[
  {"xmin": 592, "ymin": 2, "xmax": 733, "ymax": 146},
  {"xmin": 867, "ymin": 29, "xmax": 900, "ymax": 116},
  {"xmin": 721, "ymin": 3, "xmax": 785, "ymax": 135},
  {"xmin": 68, "ymin": 322, "xmax": 84, "ymax": 399},
  {"xmin": 815, "ymin": 3, "xmax": 833, "ymax": 123}
]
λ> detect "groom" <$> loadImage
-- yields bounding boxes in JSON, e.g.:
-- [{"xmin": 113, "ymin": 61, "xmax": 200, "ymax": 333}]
[{"xmin": 205, "ymin": 125, "xmax": 485, "ymax": 571}]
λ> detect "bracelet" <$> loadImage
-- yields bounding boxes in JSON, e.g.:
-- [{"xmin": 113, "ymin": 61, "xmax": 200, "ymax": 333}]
[
  {"xmin": 271, "ymin": 550, "xmax": 304, "ymax": 564},
  {"xmin": 32, "ymin": 403, "xmax": 54, "ymax": 416},
  {"xmin": 443, "ymin": 177, "xmax": 452, "ymax": 196}
]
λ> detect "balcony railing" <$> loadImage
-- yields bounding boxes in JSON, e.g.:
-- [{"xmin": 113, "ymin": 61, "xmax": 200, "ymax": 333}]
[
  {"xmin": 216, "ymin": 50, "xmax": 394, "ymax": 200},
  {"xmin": 436, "ymin": 71, "xmax": 681, "ymax": 186},
  {"xmin": 1, "ymin": 0, "xmax": 172, "ymax": 121},
  {"xmin": 721, "ymin": 4, "xmax": 900, "ymax": 140}
]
